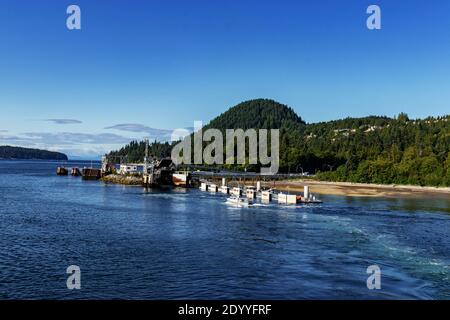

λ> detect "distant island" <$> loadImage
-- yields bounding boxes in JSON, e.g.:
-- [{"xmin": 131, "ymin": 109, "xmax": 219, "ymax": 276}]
[{"xmin": 0, "ymin": 146, "xmax": 68, "ymax": 160}]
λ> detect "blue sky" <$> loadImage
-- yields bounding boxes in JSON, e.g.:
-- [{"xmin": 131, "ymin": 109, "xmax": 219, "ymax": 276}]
[{"xmin": 1, "ymin": 0, "xmax": 450, "ymax": 158}]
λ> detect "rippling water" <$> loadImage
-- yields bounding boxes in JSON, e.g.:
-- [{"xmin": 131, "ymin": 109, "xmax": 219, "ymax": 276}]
[{"xmin": 0, "ymin": 160, "xmax": 449, "ymax": 299}]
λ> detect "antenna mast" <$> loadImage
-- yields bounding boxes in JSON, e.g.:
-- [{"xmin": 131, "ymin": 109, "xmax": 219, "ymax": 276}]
[{"xmin": 144, "ymin": 139, "xmax": 149, "ymax": 174}]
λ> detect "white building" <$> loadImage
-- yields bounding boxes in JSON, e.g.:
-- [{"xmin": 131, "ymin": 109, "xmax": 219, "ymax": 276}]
[{"xmin": 119, "ymin": 164, "xmax": 142, "ymax": 175}]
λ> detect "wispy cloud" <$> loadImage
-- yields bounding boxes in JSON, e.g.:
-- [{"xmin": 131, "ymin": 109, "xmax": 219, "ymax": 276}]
[
  {"xmin": 105, "ymin": 123, "xmax": 193, "ymax": 141},
  {"xmin": 105, "ymin": 123, "xmax": 172, "ymax": 140},
  {"xmin": 45, "ymin": 119, "xmax": 82, "ymax": 125},
  {"xmin": 105, "ymin": 123, "xmax": 162, "ymax": 133},
  {"xmin": 22, "ymin": 132, "xmax": 131, "ymax": 145},
  {"xmin": 0, "ymin": 131, "xmax": 133, "ymax": 158},
  {"xmin": 0, "ymin": 124, "xmax": 192, "ymax": 158}
]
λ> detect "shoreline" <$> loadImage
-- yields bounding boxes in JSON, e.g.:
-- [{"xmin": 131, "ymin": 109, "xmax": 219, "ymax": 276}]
[
  {"xmin": 101, "ymin": 174, "xmax": 142, "ymax": 185},
  {"xmin": 100, "ymin": 173, "xmax": 450, "ymax": 199},
  {"xmin": 264, "ymin": 179, "xmax": 450, "ymax": 199}
]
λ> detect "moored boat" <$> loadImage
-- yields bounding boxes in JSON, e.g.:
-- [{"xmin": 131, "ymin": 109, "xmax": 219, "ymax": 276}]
[
  {"xmin": 71, "ymin": 167, "xmax": 81, "ymax": 176},
  {"xmin": 82, "ymin": 168, "xmax": 102, "ymax": 180},
  {"xmin": 226, "ymin": 196, "xmax": 251, "ymax": 207},
  {"xmin": 172, "ymin": 171, "xmax": 191, "ymax": 187},
  {"xmin": 56, "ymin": 166, "xmax": 68, "ymax": 176}
]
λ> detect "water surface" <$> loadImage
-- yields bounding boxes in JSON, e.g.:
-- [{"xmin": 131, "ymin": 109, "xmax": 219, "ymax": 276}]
[{"xmin": 0, "ymin": 160, "xmax": 449, "ymax": 299}]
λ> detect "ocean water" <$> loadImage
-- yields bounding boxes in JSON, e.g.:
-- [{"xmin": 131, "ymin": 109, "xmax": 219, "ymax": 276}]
[{"xmin": 0, "ymin": 160, "xmax": 449, "ymax": 300}]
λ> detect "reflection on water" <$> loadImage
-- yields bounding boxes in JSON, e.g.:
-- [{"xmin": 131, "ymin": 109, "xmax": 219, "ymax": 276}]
[{"xmin": 0, "ymin": 160, "xmax": 449, "ymax": 299}]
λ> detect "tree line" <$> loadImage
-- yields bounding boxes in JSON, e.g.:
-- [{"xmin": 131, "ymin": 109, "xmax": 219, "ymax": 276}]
[
  {"xmin": 0, "ymin": 146, "xmax": 68, "ymax": 160},
  {"xmin": 108, "ymin": 99, "xmax": 450, "ymax": 187}
]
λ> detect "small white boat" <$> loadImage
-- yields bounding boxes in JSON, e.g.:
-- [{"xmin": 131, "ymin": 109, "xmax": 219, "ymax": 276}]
[
  {"xmin": 298, "ymin": 197, "xmax": 323, "ymax": 204},
  {"xmin": 226, "ymin": 196, "xmax": 251, "ymax": 207}
]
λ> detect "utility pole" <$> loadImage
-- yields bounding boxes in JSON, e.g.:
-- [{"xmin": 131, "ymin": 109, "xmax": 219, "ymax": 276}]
[{"xmin": 144, "ymin": 139, "xmax": 149, "ymax": 174}]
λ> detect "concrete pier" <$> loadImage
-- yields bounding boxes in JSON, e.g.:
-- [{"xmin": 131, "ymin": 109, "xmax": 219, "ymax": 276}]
[
  {"xmin": 220, "ymin": 185, "xmax": 230, "ymax": 194},
  {"xmin": 261, "ymin": 191, "xmax": 272, "ymax": 202},
  {"xmin": 231, "ymin": 187, "xmax": 242, "ymax": 196}
]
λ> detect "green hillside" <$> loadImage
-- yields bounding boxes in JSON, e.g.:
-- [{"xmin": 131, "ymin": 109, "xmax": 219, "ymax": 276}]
[
  {"xmin": 204, "ymin": 99, "xmax": 305, "ymax": 130},
  {"xmin": 108, "ymin": 99, "xmax": 450, "ymax": 187}
]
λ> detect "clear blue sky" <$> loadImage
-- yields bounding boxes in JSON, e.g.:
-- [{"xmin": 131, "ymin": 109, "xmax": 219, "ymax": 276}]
[{"xmin": 1, "ymin": 0, "xmax": 450, "ymax": 157}]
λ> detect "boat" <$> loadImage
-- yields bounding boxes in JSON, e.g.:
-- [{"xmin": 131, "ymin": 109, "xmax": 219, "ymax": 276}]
[
  {"xmin": 298, "ymin": 185, "xmax": 323, "ymax": 204},
  {"xmin": 71, "ymin": 167, "xmax": 81, "ymax": 176},
  {"xmin": 56, "ymin": 166, "xmax": 68, "ymax": 176},
  {"xmin": 226, "ymin": 196, "xmax": 252, "ymax": 207},
  {"xmin": 298, "ymin": 196, "xmax": 323, "ymax": 204},
  {"xmin": 172, "ymin": 171, "xmax": 191, "ymax": 187},
  {"xmin": 82, "ymin": 167, "xmax": 102, "ymax": 180}
]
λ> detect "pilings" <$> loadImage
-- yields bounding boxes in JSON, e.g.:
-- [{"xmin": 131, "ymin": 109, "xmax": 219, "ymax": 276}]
[
  {"xmin": 261, "ymin": 191, "xmax": 272, "ymax": 203},
  {"xmin": 220, "ymin": 185, "xmax": 230, "ymax": 194},
  {"xmin": 200, "ymin": 182, "xmax": 208, "ymax": 191},
  {"xmin": 199, "ymin": 179, "xmax": 322, "ymax": 205},
  {"xmin": 231, "ymin": 187, "xmax": 243, "ymax": 197}
]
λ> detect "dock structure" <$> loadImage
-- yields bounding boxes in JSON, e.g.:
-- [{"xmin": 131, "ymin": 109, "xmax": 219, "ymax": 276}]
[
  {"xmin": 200, "ymin": 182, "xmax": 208, "ymax": 191},
  {"xmin": 231, "ymin": 187, "xmax": 243, "ymax": 197},
  {"xmin": 246, "ymin": 186, "xmax": 257, "ymax": 200},
  {"xmin": 195, "ymin": 174, "xmax": 322, "ymax": 205},
  {"xmin": 278, "ymin": 193, "xmax": 298, "ymax": 205},
  {"xmin": 220, "ymin": 185, "xmax": 230, "ymax": 194},
  {"xmin": 304, "ymin": 185, "xmax": 310, "ymax": 199},
  {"xmin": 190, "ymin": 170, "xmax": 307, "ymax": 184},
  {"xmin": 142, "ymin": 158, "xmax": 175, "ymax": 187},
  {"xmin": 261, "ymin": 191, "xmax": 272, "ymax": 203}
]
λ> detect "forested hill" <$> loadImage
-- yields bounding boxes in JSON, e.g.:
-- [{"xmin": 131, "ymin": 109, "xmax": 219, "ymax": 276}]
[
  {"xmin": 0, "ymin": 146, "xmax": 68, "ymax": 160},
  {"xmin": 108, "ymin": 99, "xmax": 450, "ymax": 187},
  {"xmin": 204, "ymin": 99, "xmax": 305, "ymax": 130},
  {"xmin": 292, "ymin": 113, "xmax": 450, "ymax": 186}
]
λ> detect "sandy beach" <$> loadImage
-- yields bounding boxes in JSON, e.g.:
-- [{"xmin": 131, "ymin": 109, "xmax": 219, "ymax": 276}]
[{"xmin": 261, "ymin": 179, "xmax": 450, "ymax": 199}]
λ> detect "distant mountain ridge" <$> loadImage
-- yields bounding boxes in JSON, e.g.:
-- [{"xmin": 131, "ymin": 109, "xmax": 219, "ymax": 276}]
[{"xmin": 0, "ymin": 146, "xmax": 68, "ymax": 160}]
